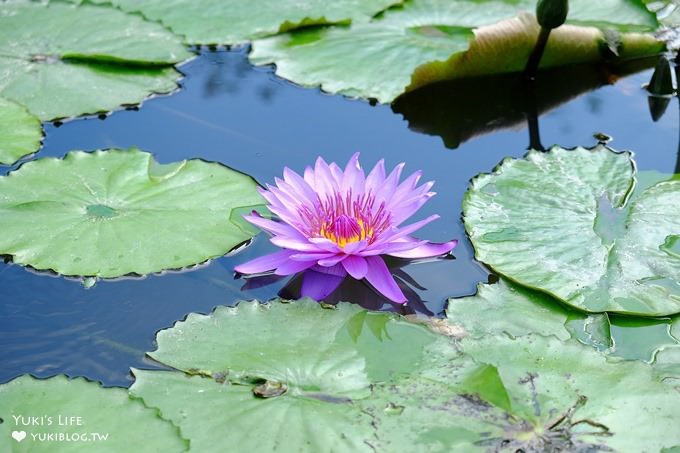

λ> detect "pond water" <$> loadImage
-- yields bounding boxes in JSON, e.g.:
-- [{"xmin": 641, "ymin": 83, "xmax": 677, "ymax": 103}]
[{"xmin": 1, "ymin": 48, "xmax": 678, "ymax": 388}]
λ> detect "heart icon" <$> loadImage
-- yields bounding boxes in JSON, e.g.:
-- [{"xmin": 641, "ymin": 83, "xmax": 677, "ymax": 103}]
[{"xmin": 11, "ymin": 431, "xmax": 26, "ymax": 442}]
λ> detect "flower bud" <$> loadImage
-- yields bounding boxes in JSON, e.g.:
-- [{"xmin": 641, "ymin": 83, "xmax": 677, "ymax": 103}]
[{"xmin": 536, "ymin": 0, "xmax": 569, "ymax": 29}]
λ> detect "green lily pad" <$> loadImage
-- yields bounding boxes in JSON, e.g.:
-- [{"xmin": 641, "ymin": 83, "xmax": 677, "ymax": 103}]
[
  {"xmin": 82, "ymin": 0, "xmax": 402, "ymax": 45},
  {"xmin": 250, "ymin": 0, "xmax": 660, "ymax": 103},
  {"xmin": 0, "ymin": 148, "xmax": 263, "ymax": 278},
  {"xmin": 0, "ymin": 97, "xmax": 42, "ymax": 166},
  {"xmin": 463, "ymin": 146, "xmax": 680, "ymax": 316},
  {"xmin": 446, "ymin": 279, "xmax": 573, "ymax": 341},
  {"xmin": 131, "ymin": 299, "xmax": 447, "ymax": 452},
  {"xmin": 132, "ymin": 299, "xmax": 680, "ymax": 451},
  {"xmin": 447, "ymin": 279, "xmax": 680, "ymax": 360},
  {"xmin": 448, "ymin": 333, "xmax": 680, "ymax": 452},
  {"xmin": 0, "ymin": 375, "xmax": 187, "ymax": 452},
  {"xmin": 0, "ymin": 1, "xmax": 192, "ymax": 120}
]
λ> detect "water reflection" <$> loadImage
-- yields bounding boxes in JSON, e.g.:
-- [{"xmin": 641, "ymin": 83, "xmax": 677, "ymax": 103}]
[
  {"xmin": 239, "ymin": 256, "xmax": 458, "ymax": 317},
  {"xmin": 393, "ymin": 57, "xmax": 657, "ymax": 150},
  {"xmin": 201, "ymin": 47, "xmax": 280, "ymax": 104}
]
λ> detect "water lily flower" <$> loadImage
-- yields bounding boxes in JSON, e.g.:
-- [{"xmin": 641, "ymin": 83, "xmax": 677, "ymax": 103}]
[{"xmin": 235, "ymin": 153, "xmax": 457, "ymax": 303}]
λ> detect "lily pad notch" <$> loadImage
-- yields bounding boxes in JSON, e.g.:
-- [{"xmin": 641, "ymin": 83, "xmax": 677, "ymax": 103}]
[{"xmin": 463, "ymin": 145, "xmax": 680, "ymax": 317}]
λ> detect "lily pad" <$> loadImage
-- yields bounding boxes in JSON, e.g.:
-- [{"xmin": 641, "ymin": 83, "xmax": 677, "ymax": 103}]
[
  {"xmin": 447, "ymin": 278, "xmax": 680, "ymax": 361},
  {"xmin": 0, "ymin": 148, "xmax": 263, "ymax": 278},
  {"xmin": 250, "ymin": 0, "xmax": 661, "ymax": 103},
  {"xmin": 0, "ymin": 97, "xmax": 42, "ymax": 166},
  {"xmin": 83, "ymin": 0, "xmax": 402, "ymax": 45},
  {"xmin": 0, "ymin": 375, "xmax": 187, "ymax": 452},
  {"xmin": 0, "ymin": 1, "xmax": 192, "ymax": 120},
  {"xmin": 463, "ymin": 146, "xmax": 680, "ymax": 316},
  {"xmin": 447, "ymin": 333, "xmax": 680, "ymax": 452},
  {"xmin": 446, "ymin": 279, "xmax": 573, "ymax": 341},
  {"xmin": 131, "ymin": 298, "xmax": 447, "ymax": 452},
  {"xmin": 132, "ymin": 298, "xmax": 680, "ymax": 452}
]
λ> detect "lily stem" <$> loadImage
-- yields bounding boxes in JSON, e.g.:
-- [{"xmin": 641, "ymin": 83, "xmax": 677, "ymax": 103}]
[{"xmin": 524, "ymin": 27, "xmax": 552, "ymax": 81}]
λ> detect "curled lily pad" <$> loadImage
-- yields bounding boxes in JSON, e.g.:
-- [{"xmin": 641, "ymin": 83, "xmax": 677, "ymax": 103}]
[
  {"xmin": 0, "ymin": 97, "xmax": 42, "ymax": 166},
  {"xmin": 0, "ymin": 375, "xmax": 187, "ymax": 452},
  {"xmin": 83, "ymin": 0, "xmax": 402, "ymax": 45},
  {"xmin": 463, "ymin": 146, "xmax": 680, "ymax": 316},
  {"xmin": 0, "ymin": 148, "xmax": 263, "ymax": 278},
  {"xmin": 250, "ymin": 0, "xmax": 660, "ymax": 103},
  {"xmin": 0, "ymin": 1, "xmax": 192, "ymax": 120}
]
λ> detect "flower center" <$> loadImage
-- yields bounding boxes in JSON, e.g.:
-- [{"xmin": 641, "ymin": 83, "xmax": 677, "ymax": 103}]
[
  {"xmin": 321, "ymin": 214, "xmax": 367, "ymax": 248},
  {"xmin": 299, "ymin": 190, "xmax": 391, "ymax": 249}
]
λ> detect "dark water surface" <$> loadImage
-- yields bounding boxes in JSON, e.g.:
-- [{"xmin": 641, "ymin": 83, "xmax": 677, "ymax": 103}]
[{"xmin": 1, "ymin": 48, "xmax": 678, "ymax": 387}]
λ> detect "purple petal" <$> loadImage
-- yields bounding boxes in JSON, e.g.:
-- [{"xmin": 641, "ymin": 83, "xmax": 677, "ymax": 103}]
[
  {"xmin": 329, "ymin": 162, "xmax": 344, "ymax": 182},
  {"xmin": 308, "ymin": 237, "xmax": 342, "ymax": 253},
  {"xmin": 389, "ymin": 193, "xmax": 436, "ymax": 226},
  {"xmin": 290, "ymin": 252, "xmax": 337, "ymax": 261},
  {"xmin": 235, "ymin": 250, "xmax": 295, "ymax": 275},
  {"xmin": 341, "ymin": 255, "xmax": 368, "ymax": 279},
  {"xmin": 341, "ymin": 152, "xmax": 366, "ymax": 193},
  {"xmin": 364, "ymin": 256, "xmax": 407, "ymax": 303},
  {"xmin": 303, "ymin": 165, "xmax": 315, "ymax": 186},
  {"xmin": 374, "ymin": 162, "xmax": 404, "ymax": 202},
  {"xmin": 318, "ymin": 254, "xmax": 347, "ymax": 267},
  {"xmin": 283, "ymin": 167, "xmax": 318, "ymax": 203},
  {"xmin": 342, "ymin": 239, "xmax": 368, "ymax": 254},
  {"xmin": 379, "ymin": 214, "xmax": 440, "ymax": 243},
  {"xmin": 387, "ymin": 239, "xmax": 458, "ymax": 259},
  {"xmin": 275, "ymin": 259, "xmax": 317, "ymax": 276},
  {"xmin": 245, "ymin": 214, "xmax": 306, "ymax": 239},
  {"xmin": 270, "ymin": 236, "xmax": 321, "ymax": 252},
  {"xmin": 277, "ymin": 174, "xmax": 317, "ymax": 208},
  {"xmin": 365, "ymin": 159, "xmax": 386, "ymax": 194},
  {"xmin": 314, "ymin": 156, "xmax": 340, "ymax": 197},
  {"xmin": 301, "ymin": 265, "xmax": 347, "ymax": 300}
]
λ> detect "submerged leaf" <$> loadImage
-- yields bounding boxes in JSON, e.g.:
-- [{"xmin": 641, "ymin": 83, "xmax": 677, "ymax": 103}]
[
  {"xmin": 0, "ymin": 148, "xmax": 263, "ymax": 278},
  {"xmin": 464, "ymin": 146, "xmax": 680, "ymax": 316},
  {"xmin": 0, "ymin": 97, "xmax": 42, "ymax": 166},
  {"xmin": 0, "ymin": 375, "xmax": 187, "ymax": 452},
  {"xmin": 0, "ymin": 1, "xmax": 192, "ymax": 120}
]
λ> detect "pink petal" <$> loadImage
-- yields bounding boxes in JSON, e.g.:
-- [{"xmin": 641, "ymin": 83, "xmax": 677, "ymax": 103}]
[
  {"xmin": 387, "ymin": 239, "xmax": 458, "ymax": 259},
  {"xmin": 301, "ymin": 266, "xmax": 346, "ymax": 300},
  {"xmin": 364, "ymin": 256, "xmax": 407, "ymax": 303},
  {"xmin": 341, "ymin": 255, "xmax": 368, "ymax": 279},
  {"xmin": 235, "ymin": 250, "xmax": 295, "ymax": 275}
]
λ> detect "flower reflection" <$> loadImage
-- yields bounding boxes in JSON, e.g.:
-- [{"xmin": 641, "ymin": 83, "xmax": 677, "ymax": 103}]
[{"xmin": 239, "ymin": 256, "xmax": 447, "ymax": 316}]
